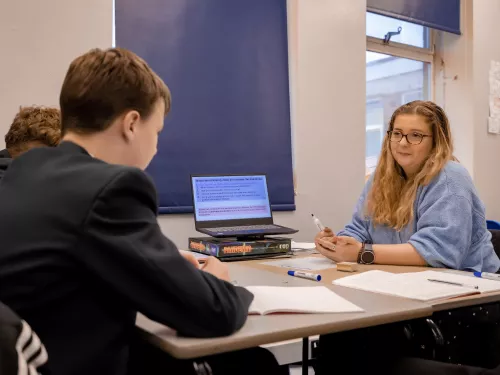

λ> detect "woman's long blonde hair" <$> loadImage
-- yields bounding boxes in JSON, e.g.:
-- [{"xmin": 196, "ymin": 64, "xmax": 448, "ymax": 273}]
[{"xmin": 367, "ymin": 101, "xmax": 454, "ymax": 230}]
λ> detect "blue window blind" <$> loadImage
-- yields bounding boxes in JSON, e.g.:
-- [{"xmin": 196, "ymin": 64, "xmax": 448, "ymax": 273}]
[
  {"xmin": 115, "ymin": 0, "xmax": 295, "ymax": 214},
  {"xmin": 367, "ymin": 0, "xmax": 461, "ymax": 35}
]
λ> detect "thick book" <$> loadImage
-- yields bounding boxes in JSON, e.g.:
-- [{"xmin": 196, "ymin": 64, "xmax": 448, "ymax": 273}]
[
  {"xmin": 188, "ymin": 237, "xmax": 291, "ymax": 260},
  {"xmin": 333, "ymin": 270, "xmax": 500, "ymax": 302},
  {"xmin": 245, "ymin": 286, "xmax": 364, "ymax": 315}
]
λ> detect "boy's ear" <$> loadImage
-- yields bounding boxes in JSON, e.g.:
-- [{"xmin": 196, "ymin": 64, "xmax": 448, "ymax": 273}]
[{"xmin": 121, "ymin": 110, "xmax": 141, "ymax": 141}]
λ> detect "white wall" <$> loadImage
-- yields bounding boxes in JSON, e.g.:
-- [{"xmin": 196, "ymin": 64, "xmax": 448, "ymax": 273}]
[
  {"xmin": 435, "ymin": 0, "xmax": 500, "ymax": 219},
  {"xmin": 3, "ymin": 0, "xmax": 498, "ymax": 247},
  {"xmin": 434, "ymin": 0, "xmax": 474, "ymax": 174},
  {"xmin": 472, "ymin": 0, "xmax": 500, "ymax": 219},
  {"xmin": 0, "ymin": 0, "xmax": 113, "ymax": 140}
]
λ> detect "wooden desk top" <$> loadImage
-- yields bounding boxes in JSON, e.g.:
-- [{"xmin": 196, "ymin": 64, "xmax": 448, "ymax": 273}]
[
  {"xmin": 243, "ymin": 254, "xmax": 500, "ymax": 311},
  {"xmin": 137, "ymin": 255, "xmax": 500, "ymax": 359},
  {"xmin": 241, "ymin": 253, "xmax": 428, "ymax": 284},
  {"xmin": 136, "ymin": 263, "xmax": 431, "ymax": 359}
]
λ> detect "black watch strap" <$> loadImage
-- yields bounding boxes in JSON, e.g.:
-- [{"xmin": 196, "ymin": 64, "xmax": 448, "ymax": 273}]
[{"xmin": 357, "ymin": 242, "xmax": 365, "ymax": 263}]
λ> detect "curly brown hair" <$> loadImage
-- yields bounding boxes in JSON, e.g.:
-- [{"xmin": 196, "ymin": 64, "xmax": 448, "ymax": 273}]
[{"xmin": 5, "ymin": 106, "xmax": 62, "ymax": 158}]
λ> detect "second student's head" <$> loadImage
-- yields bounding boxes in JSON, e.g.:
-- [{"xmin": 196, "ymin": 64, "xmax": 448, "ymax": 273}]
[
  {"xmin": 6, "ymin": 106, "xmax": 62, "ymax": 158},
  {"xmin": 59, "ymin": 48, "xmax": 171, "ymax": 170}
]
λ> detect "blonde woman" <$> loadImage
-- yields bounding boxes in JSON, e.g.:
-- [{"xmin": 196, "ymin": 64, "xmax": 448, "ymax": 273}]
[{"xmin": 316, "ymin": 101, "xmax": 500, "ymax": 272}]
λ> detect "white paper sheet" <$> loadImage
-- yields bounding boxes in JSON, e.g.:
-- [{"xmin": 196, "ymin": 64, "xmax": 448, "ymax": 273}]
[
  {"xmin": 333, "ymin": 270, "xmax": 500, "ymax": 302},
  {"xmin": 291, "ymin": 241, "xmax": 317, "ymax": 251},
  {"xmin": 246, "ymin": 286, "xmax": 364, "ymax": 314}
]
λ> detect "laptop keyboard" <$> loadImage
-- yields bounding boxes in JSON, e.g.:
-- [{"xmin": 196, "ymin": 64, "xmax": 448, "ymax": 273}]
[{"xmin": 208, "ymin": 225, "xmax": 281, "ymax": 232}]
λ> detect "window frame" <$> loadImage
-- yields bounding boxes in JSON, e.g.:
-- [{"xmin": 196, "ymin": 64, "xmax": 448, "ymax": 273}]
[
  {"xmin": 366, "ymin": 124, "xmax": 384, "ymax": 155},
  {"xmin": 365, "ymin": 15, "xmax": 437, "ymax": 177},
  {"xmin": 366, "ymin": 30, "xmax": 436, "ymax": 98}
]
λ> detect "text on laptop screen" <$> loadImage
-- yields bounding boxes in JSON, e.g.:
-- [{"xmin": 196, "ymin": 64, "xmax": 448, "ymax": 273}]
[{"xmin": 192, "ymin": 175, "xmax": 272, "ymax": 222}]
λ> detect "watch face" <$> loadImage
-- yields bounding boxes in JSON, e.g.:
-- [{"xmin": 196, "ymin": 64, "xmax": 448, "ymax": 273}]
[{"xmin": 361, "ymin": 251, "xmax": 375, "ymax": 264}]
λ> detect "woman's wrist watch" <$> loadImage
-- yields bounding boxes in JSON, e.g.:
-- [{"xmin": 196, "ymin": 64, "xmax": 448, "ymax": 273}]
[{"xmin": 357, "ymin": 240, "xmax": 375, "ymax": 264}]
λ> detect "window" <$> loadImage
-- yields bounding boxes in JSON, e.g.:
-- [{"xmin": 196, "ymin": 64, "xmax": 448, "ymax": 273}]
[
  {"xmin": 401, "ymin": 90, "xmax": 424, "ymax": 104},
  {"xmin": 365, "ymin": 13, "xmax": 433, "ymax": 176},
  {"xmin": 366, "ymin": 12, "xmax": 430, "ymax": 48}
]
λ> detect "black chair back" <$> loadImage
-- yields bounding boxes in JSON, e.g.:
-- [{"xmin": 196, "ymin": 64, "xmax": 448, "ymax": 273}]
[
  {"xmin": 0, "ymin": 302, "xmax": 47, "ymax": 375},
  {"xmin": 490, "ymin": 229, "xmax": 500, "ymax": 259}
]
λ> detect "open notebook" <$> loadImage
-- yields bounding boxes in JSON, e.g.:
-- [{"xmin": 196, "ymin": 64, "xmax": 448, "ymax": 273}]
[
  {"xmin": 245, "ymin": 286, "xmax": 364, "ymax": 315},
  {"xmin": 333, "ymin": 270, "xmax": 500, "ymax": 302}
]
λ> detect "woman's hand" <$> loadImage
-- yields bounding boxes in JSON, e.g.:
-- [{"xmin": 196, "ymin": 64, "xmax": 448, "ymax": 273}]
[
  {"xmin": 316, "ymin": 235, "xmax": 362, "ymax": 263},
  {"xmin": 315, "ymin": 227, "xmax": 336, "ymax": 260},
  {"xmin": 314, "ymin": 227, "xmax": 334, "ymax": 248}
]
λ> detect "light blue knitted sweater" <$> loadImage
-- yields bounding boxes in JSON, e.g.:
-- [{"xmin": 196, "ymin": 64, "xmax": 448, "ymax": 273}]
[{"xmin": 338, "ymin": 161, "xmax": 500, "ymax": 272}]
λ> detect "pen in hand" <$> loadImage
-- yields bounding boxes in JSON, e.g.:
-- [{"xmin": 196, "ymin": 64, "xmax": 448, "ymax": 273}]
[{"xmin": 311, "ymin": 214, "xmax": 325, "ymax": 231}]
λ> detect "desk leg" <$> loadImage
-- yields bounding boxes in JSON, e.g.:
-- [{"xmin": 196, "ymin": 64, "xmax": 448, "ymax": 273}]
[{"xmin": 302, "ymin": 337, "xmax": 309, "ymax": 375}]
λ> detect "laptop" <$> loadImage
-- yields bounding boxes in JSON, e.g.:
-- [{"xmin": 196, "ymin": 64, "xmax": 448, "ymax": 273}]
[{"xmin": 190, "ymin": 174, "xmax": 298, "ymax": 238}]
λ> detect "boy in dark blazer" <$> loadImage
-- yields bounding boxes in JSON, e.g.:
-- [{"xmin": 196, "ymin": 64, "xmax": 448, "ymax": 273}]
[{"xmin": 0, "ymin": 48, "xmax": 253, "ymax": 375}]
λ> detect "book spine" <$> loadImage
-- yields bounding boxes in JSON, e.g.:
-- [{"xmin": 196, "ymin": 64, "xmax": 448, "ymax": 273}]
[
  {"xmin": 188, "ymin": 238, "xmax": 218, "ymax": 256},
  {"xmin": 188, "ymin": 237, "xmax": 292, "ymax": 258},
  {"xmin": 218, "ymin": 241, "xmax": 291, "ymax": 258}
]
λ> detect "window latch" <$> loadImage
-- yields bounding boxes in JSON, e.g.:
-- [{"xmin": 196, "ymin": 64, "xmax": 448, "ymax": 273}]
[{"xmin": 383, "ymin": 26, "xmax": 402, "ymax": 44}]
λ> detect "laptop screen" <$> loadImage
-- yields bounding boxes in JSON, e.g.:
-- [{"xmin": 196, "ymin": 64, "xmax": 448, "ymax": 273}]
[{"xmin": 191, "ymin": 175, "xmax": 272, "ymax": 222}]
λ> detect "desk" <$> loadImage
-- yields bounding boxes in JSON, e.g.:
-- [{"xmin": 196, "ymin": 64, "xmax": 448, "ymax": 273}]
[
  {"xmin": 136, "ymin": 257, "xmax": 500, "ymax": 370},
  {"xmin": 243, "ymin": 256, "xmax": 500, "ymax": 311},
  {"xmin": 136, "ymin": 263, "xmax": 431, "ymax": 359},
  {"xmin": 242, "ymin": 255, "xmax": 428, "ymax": 283}
]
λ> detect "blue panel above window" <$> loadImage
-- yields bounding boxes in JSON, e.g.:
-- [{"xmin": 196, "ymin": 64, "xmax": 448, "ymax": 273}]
[
  {"xmin": 367, "ymin": 0, "xmax": 461, "ymax": 35},
  {"xmin": 115, "ymin": 0, "xmax": 295, "ymax": 214}
]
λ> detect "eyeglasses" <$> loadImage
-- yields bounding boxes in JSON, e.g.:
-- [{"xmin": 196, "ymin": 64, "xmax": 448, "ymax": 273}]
[{"xmin": 387, "ymin": 130, "xmax": 432, "ymax": 145}]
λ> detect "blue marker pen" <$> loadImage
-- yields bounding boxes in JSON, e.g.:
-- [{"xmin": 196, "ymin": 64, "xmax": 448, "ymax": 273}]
[
  {"xmin": 287, "ymin": 270, "xmax": 322, "ymax": 282},
  {"xmin": 474, "ymin": 271, "xmax": 500, "ymax": 281}
]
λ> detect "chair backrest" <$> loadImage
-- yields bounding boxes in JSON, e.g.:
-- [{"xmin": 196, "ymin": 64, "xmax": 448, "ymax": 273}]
[
  {"xmin": 0, "ymin": 302, "xmax": 48, "ymax": 375},
  {"xmin": 487, "ymin": 220, "xmax": 500, "ymax": 230},
  {"xmin": 489, "ymin": 229, "xmax": 500, "ymax": 259}
]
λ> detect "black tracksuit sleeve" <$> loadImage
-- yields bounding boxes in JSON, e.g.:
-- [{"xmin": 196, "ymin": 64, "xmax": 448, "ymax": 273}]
[{"xmin": 79, "ymin": 169, "xmax": 253, "ymax": 338}]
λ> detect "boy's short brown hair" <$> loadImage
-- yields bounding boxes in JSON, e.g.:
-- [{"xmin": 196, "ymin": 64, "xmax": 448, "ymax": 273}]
[
  {"xmin": 59, "ymin": 47, "xmax": 171, "ymax": 134},
  {"xmin": 6, "ymin": 106, "xmax": 62, "ymax": 158}
]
